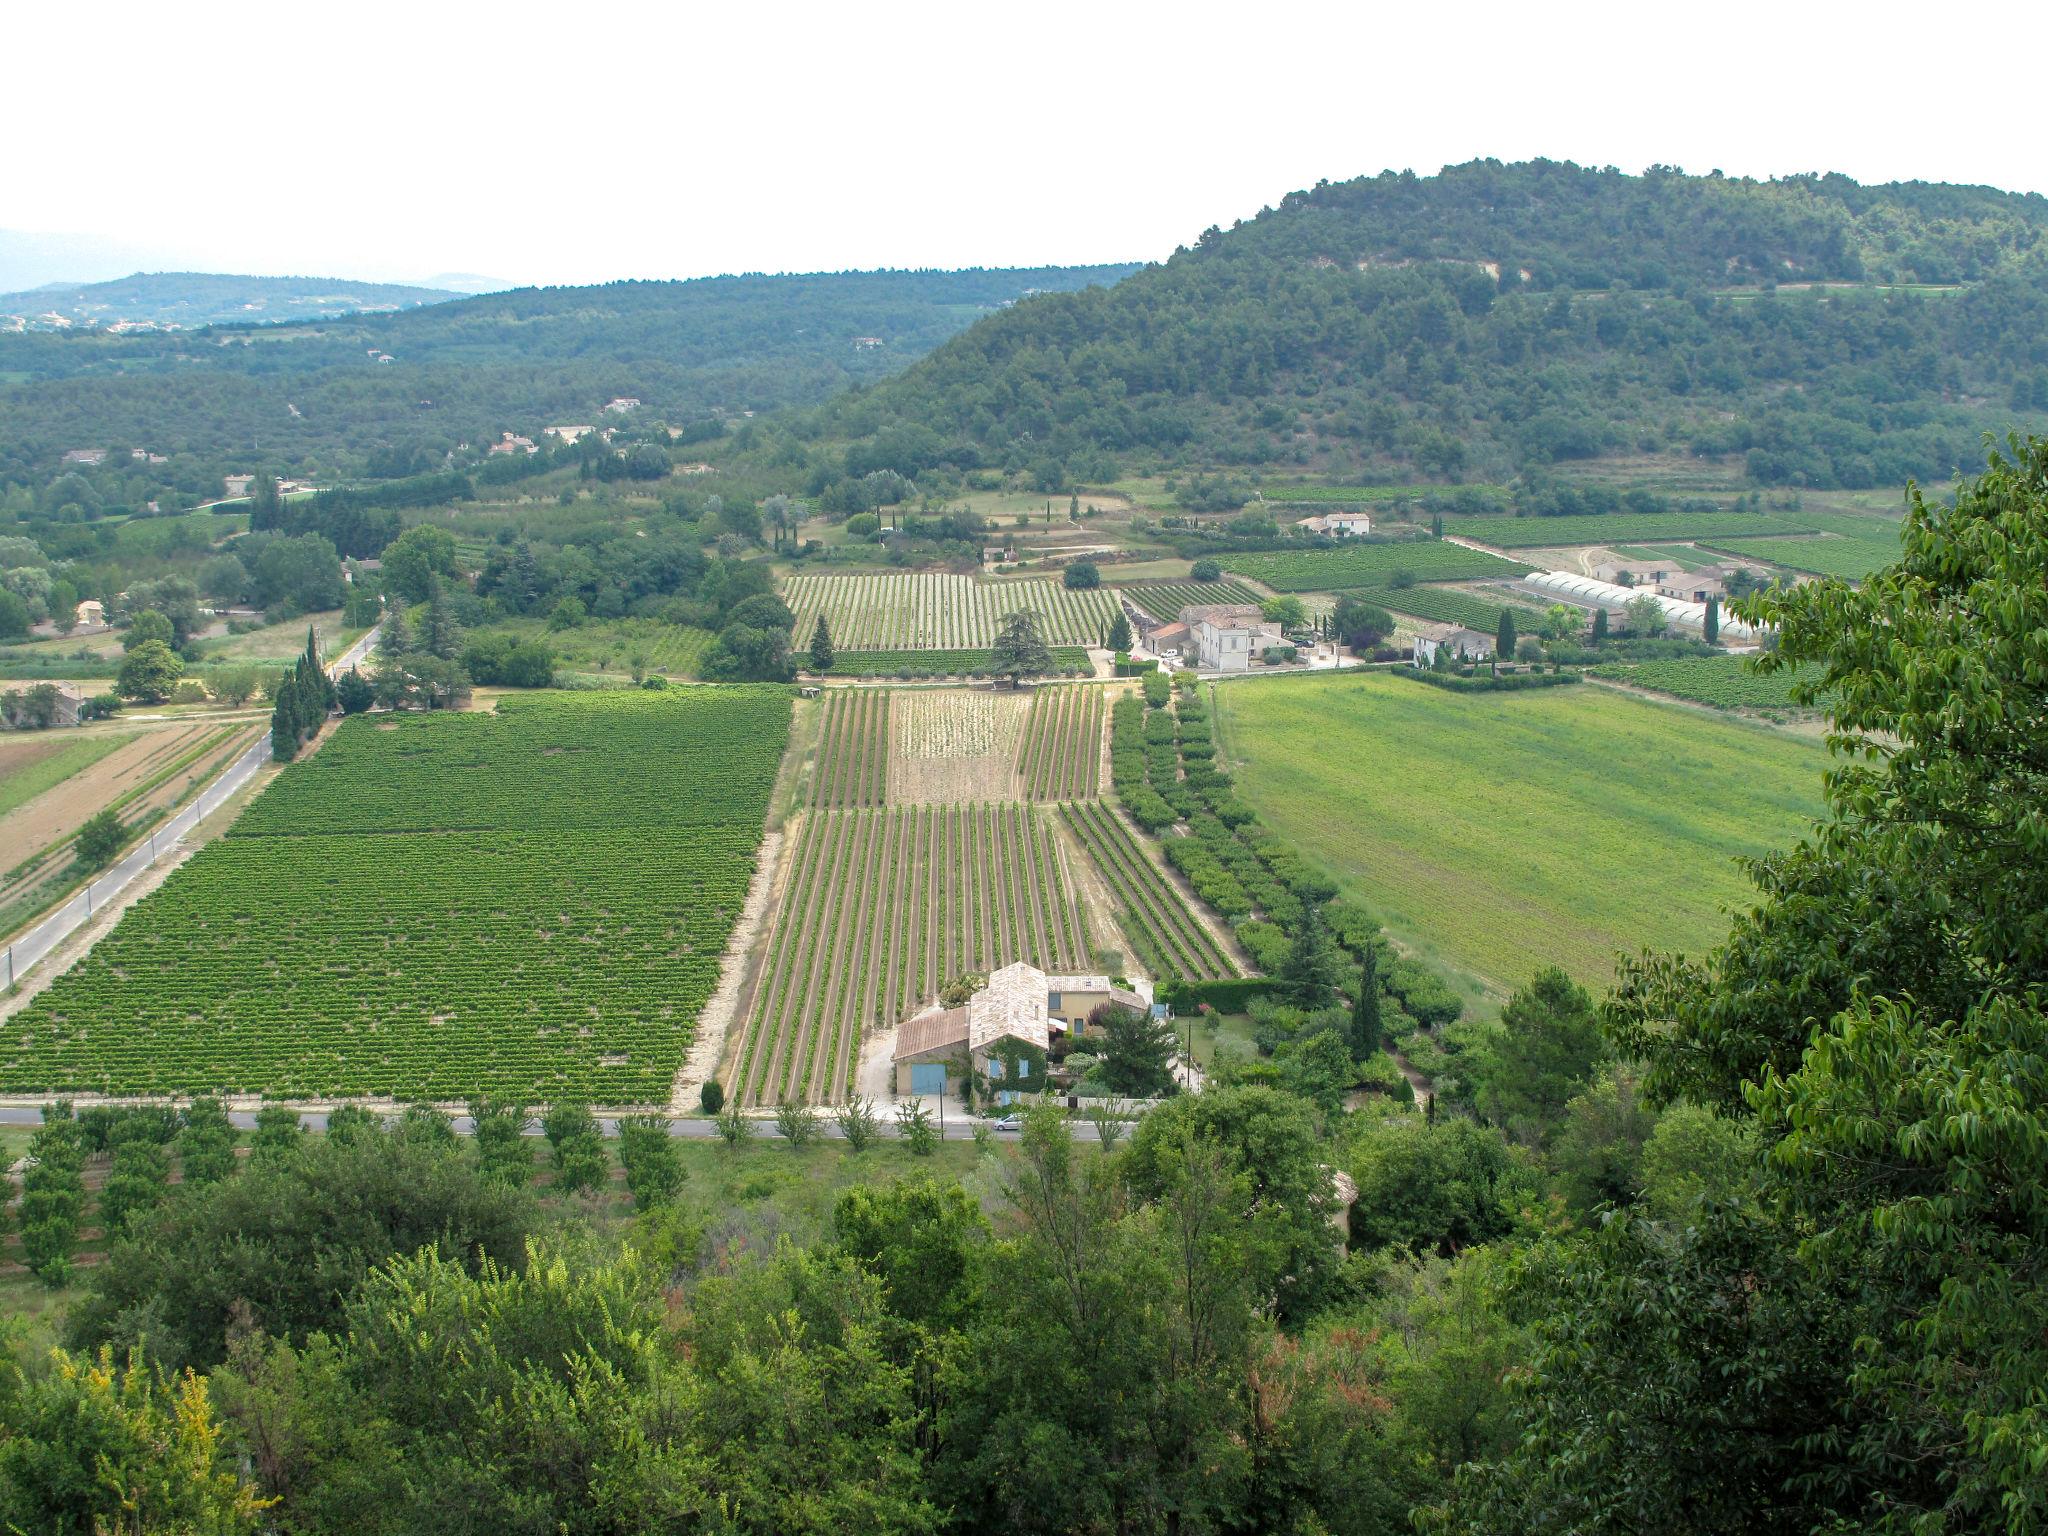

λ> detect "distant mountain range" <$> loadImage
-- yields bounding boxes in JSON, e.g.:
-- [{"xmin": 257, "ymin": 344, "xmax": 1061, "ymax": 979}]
[{"xmin": 0, "ymin": 271, "xmax": 473, "ymax": 331}]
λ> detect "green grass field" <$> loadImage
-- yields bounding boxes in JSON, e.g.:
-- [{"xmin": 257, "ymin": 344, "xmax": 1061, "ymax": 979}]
[
  {"xmin": 1590, "ymin": 655, "xmax": 1829, "ymax": 712},
  {"xmin": 1702, "ymin": 533, "xmax": 1900, "ymax": 579},
  {"xmin": 1213, "ymin": 672, "xmax": 1827, "ymax": 997}
]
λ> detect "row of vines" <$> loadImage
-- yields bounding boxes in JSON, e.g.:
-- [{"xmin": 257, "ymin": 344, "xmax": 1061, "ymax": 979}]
[
  {"xmin": 1014, "ymin": 686, "xmax": 1104, "ymax": 801},
  {"xmin": 809, "ymin": 688, "xmax": 890, "ymax": 806}
]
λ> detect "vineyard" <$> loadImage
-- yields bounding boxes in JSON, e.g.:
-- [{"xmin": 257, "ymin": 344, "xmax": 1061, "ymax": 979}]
[
  {"xmin": 1444, "ymin": 512, "xmax": 1810, "ymax": 548},
  {"xmin": 784, "ymin": 572, "xmax": 1120, "ymax": 649},
  {"xmin": 808, "ymin": 689, "xmax": 892, "ymax": 807},
  {"xmin": 1592, "ymin": 655, "xmax": 1830, "ymax": 711},
  {"xmin": 1014, "ymin": 686, "xmax": 1104, "ymax": 800},
  {"xmin": 729, "ymin": 802, "xmax": 1092, "ymax": 1105},
  {"xmin": 1119, "ymin": 580, "xmax": 1266, "ymax": 622},
  {"xmin": 1227, "ymin": 543, "xmax": 1530, "ymax": 592},
  {"xmin": 1060, "ymin": 800, "xmax": 1234, "ymax": 981},
  {"xmin": 0, "ymin": 689, "xmax": 792, "ymax": 1104},
  {"xmin": 483, "ymin": 617, "xmax": 716, "ymax": 678},
  {"xmin": 1700, "ymin": 533, "xmax": 1898, "ymax": 579},
  {"xmin": 823, "ymin": 647, "xmax": 1091, "ymax": 678},
  {"xmin": 1373, "ymin": 585, "xmax": 1535, "ymax": 631}
]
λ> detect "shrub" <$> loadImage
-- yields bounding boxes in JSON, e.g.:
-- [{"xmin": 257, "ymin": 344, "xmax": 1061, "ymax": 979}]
[{"xmin": 699, "ymin": 1079, "xmax": 725, "ymax": 1114}]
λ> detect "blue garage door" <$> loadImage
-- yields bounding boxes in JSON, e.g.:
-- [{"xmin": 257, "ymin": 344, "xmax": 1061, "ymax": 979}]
[{"xmin": 910, "ymin": 1063, "xmax": 947, "ymax": 1096}]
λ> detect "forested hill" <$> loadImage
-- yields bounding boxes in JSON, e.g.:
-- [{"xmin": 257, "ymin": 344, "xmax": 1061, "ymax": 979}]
[
  {"xmin": 793, "ymin": 161, "xmax": 2048, "ymax": 492},
  {"xmin": 0, "ymin": 265, "xmax": 1137, "ymax": 483},
  {"xmin": 0, "ymin": 271, "xmax": 466, "ymax": 331}
]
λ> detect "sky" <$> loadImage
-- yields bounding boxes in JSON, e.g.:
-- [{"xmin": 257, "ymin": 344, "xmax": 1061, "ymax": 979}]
[{"xmin": 7, "ymin": 0, "xmax": 2045, "ymax": 291}]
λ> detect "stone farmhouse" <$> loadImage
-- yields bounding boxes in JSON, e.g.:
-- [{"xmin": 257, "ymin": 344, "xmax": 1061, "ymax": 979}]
[
  {"xmin": 1182, "ymin": 604, "xmax": 1282, "ymax": 672},
  {"xmin": 891, "ymin": 961, "xmax": 1150, "ymax": 1101},
  {"xmin": 1295, "ymin": 512, "xmax": 1373, "ymax": 536}
]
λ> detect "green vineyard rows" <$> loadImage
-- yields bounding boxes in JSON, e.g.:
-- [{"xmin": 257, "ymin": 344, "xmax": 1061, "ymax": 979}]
[
  {"xmin": 1372, "ymin": 585, "xmax": 1529, "ymax": 630},
  {"xmin": 820, "ymin": 647, "xmax": 1091, "ymax": 677},
  {"xmin": 784, "ymin": 572, "xmax": 1119, "ymax": 649},
  {"xmin": 0, "ymin": 688, "xmax": 792, "ymax": 1104},
  {"xmin": 1118, "ymin": 580, "xmax": 1265, "ymax": 622},
  {"xmin": 1699, "ymin": 534, "xmax": 1899, "ymax": 579},
  {"xmin": 1445, "ymin": 512, "xmax": 1810, "ymax": 548},
  {"xmin": 1060, "ymin": 800, "xmax": 1235, "ymax": 982},
  {"xmin": 810, "ymin": 689, "xmax": 891, "ymax": 807},
  {"xmin": 1591, "ymin": 655, "xmax": 1829, "ymax": 711},
  {"xmin": 1015, "ymin": 686, "xmax": 1103, "ymax": 801},
  {"xmin": 1226, "ymin": 543, "xmax": 1529, "ymax": 593},
  {"xmin": 731, "ymin": 802, "xmax": 1092, "ymax": 1106}
]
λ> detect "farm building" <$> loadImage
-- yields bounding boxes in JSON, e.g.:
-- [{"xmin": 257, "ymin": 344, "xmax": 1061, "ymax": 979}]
[
  {"xmin": 1412, "ymin": 626, "xmax": 1493, "ymax": 667},
  {"xmin": 222, "ymin": 474, "xmax": 255, "ymax": 498},
  {"xmin": 1296, "ymin": 512, "xmax": 1373, "ymax": 536},
  {"xmin": 1147, "ymin": 621, "xmax": 1191, "ymax": 661},
  {"xmin": 1182, "ymin": 604, "xmax": 1281, "ymax": 673},
  {"xmin": 74, "ymin": 598, "xmax": 106, "ymax": 627},
  {"xmin": 891, "ymin": 961, "xmax": 1149, "ymax": 1099},
  {"xmin": 1592, "ymin": 559, "xmax": 1669, "ymax": 587}
]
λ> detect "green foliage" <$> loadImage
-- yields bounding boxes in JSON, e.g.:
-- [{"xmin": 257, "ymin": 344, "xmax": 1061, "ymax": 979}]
[
  {"xmin": 114, "ymin": 637, "xmax": 182, "ymax": 701},
  {"xmin": 1346, "ymin": 1113, "xmax": 1534, "ymax": 1257},
  {"xmin": 1230, "ymin": 543, "xmax": 1530, "ymax": 593},
  {"xmin": 834, "ymin": 1095, "xmax": 880, "ymax": 1152},
  {"xmin": 0, "ymin": 1344, "xmax": 271, "ymax": 1535},
  {"xmin": 618, "ymin": 1115, "xmax": 684, "ymax": 1207},
  {"xmin": 698, "ymin": 1079, "xmax": 725, "ymax": 1115},
  {"xmin": 1062, "ymin": 560, "xmax": 1100, "ymax": 589},
  {"xmin": 1093, "ymin": 1003, "xmax": 1178, "ymax": 1097},
  {"xmin": 1472, "ymin": 968, "xmax": 1603, "ymax": 1144},
  {"xmin": 73, "ymin": 807, "xmax": 124, "ymax": 870},
  {"xmin": 989, "ymin": 608, "xmax": 1054, "ymax": 683},
  {"xmin": 66, "ymin": 1129, "xmax": 536, "ymax": 1372}
]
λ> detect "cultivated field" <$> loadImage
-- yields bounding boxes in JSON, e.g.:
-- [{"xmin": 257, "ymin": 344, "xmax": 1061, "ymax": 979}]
[
  {"xmin": 482, "ymin": 617, "xmax": 716, "ymax": 679},
  {"xmin": 809, "ymin": 689, "xmax": 894, "ymax": 807},
  {"xmin": 0, "ymin": 689, "xmax": 791, "ymax": 1103},
  {"xmin": 729, "ymin": 801, "xmax": 1093, "ymax": 1105},
  {"xmin": 1060, "ymin": 800, "xmax": 1234, "ymax": 981},
  {"xmin": 0, "ymin": 731, "xmax": 132, "ymax": 819},
  {"xmin": 1446, "ymin": 512, "xmax": 1807, "ymax": 548},
  {"xmin": 820, "ymin": 647, "xmax": 1091, "ymax": 678},
  {"xmin": 1, "ymin": 720, "xmax": 264, "ymax": 938},
  {"xmin": 1591, "ymin": 655, "xmax": 1830, "ymax": 712},
  {"xmin": 1118, "ymin": 580, "xmax": 1266, "ymax": 622},
  {"xmin": 784, "ymin": 572, "xmax": 1119, "ymax": 649},
  {"xmin": 1374, "ymin": 585, "xmax": 1538, "ymax": 631},
  {"xmin": 1213, "ymin": 672, "xmax": 1826, "ymax": 994},
  {"xmin": 1226, "ymin": 543, "xmax": 1530, "ymax": 592},
  {"xmin": 1701, "ymin": 533, "xmax": 1900, "ymax": 580},
  {"xmin": 1014, "ymin": 685, "xmax": 1104, "ymax": 800}
]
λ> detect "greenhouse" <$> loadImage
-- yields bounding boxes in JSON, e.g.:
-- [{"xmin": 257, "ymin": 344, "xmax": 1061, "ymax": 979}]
[{"xmin": 1521, "ymin": 570, "xmax": 1761, "ymax": 640}]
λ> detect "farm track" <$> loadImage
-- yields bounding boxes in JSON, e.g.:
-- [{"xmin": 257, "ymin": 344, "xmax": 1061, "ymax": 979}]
[{"xmin": 730, "ymin": 802, "xmax": 1091, "ymax": 1106}]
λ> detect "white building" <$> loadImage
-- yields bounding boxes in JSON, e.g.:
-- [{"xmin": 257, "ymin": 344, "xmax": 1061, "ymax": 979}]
[
  {"xmin": 1522, "ymin": 570, "xmax": 1761, "ymax": 641},
  {"xmin": 1182, "ymin": 603, "xmax": 1281, "ymax": 672},
  {"xmin": 1296, "ymin": 512, "xmax": 1373, "ymax": 536}
]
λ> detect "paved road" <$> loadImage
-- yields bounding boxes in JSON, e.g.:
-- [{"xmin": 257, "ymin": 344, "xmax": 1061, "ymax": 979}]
[
  {"xmin": 0, "ymin": 1103, "xmax": 1102, "ymax": 1141},
  {"xmin": 2, "ymin": 623, "xmax": 382, "ymax": 989}
]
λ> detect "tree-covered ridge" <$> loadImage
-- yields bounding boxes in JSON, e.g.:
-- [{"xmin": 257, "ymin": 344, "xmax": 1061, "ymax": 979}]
[
  {"xmin": 0, "ymin": 271, "xmax": 466, "ymax": 330},
  {"xmin": 0, "ymin": 264, "xmax": 1139, "ymax": 483},
  {"xmin": 795, "ymin": 162, "xmax": 2048, "ymax": 491}
]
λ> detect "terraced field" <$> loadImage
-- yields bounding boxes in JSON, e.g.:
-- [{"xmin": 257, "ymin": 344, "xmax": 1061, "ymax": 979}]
[
  {"xmin": 1227, "ymin": 543, "xmax": 1529, "ymax": 592},
  {"xmin": 809, "ymin": 689, "xmax": 891, "ymax": 807},
  {"xmin": 729, "ymin": 802, "xmax": 1092, "ymax": 1105},
  {"xmin": 1015, "ymin": 686, "xmax": 1104, "ymax": 800},
  {"xmin": 1119, "ymin": 580, "xmax": 1266, "ymax": 622},
  {"xmin": 784, "ymin": 572, "xmax": 1119, "ymax": 649},
  {"xmin": 0, "ymin": 689, "xmax": 792, "ymax": 1104},
  {"xmin": 1061, "ymin": 800, "xmax": 1234, "ymax": 981}
]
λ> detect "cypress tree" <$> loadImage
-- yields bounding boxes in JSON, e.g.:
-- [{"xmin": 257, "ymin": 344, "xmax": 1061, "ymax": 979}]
[
  {"xmin": 809, "ymin": 614, "xmax": 834, "ymax": 672},
  {"xmin": 1496, "ymin": 607, "xmax": 1517, "ymax": 659},
  {"xmin": 1350, "ymin": 947, "xmax": 1383, "ymax": 1060},
  {"xmin": 1703, "ymin": 595, "xmax": 1720, "ymax": 644},
  {"xmin": 1592, "ymin": 607, "xmax": 1609, "ymax": 642}
]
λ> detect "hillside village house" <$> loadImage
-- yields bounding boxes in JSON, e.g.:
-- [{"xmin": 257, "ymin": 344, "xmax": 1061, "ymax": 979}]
[
  {"xmin": 1295, "ymin": 512, "xmax": 1373, "ymax": 536},
  {"xmin": 604, "ymin": 396, "xmax": 641, "ymax": 413},
  {"xmin": 222, "ymin": 474, "xmax": 255, "ymax": 498},
  {"xmin": 63, "ymin": 448, "xmax": 107, "ymax": 466},
  {"xmin": 1182, "ymin": 603, "xmax": 1281, "ymax": 672},
  {"xmin": 892, "ymin": 961, "xmax": 1150, "ymax": 1100},
  {"xmin": 489, "ymin": 432, "xmax": 538, "ymax": 455}
]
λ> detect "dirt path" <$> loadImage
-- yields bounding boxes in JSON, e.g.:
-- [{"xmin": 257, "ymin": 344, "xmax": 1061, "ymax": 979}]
[{"xmin": 672, "ymin": 826, "xmax": 784, "ymax": 1111}]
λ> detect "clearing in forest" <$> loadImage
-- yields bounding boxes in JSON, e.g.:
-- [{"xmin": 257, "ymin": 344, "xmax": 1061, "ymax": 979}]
[
  {"xmin": 0, "ymin": 689, "xmax": 792, "ymax": 1104},
  {"xmin": 728, "ymin": 800, "xmax": 1093, "ymax": 1106}
]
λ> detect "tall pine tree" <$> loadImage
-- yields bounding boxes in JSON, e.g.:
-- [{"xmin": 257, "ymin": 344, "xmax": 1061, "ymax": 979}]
[
  {"xmin": 809, "ymin": 615, "xmax": 834, "ymax": 672},
  {"xmin": 1350, "ymin": 946, "xmax": 1382, "ymax": 1059}
]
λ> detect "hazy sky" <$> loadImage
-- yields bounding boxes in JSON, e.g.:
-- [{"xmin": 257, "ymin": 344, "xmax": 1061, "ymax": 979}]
[{"xmin": 9, "ymin": 0, "xmax": 2044, "ymax": 289}]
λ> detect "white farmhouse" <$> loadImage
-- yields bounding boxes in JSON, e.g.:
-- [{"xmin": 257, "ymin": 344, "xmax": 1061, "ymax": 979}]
[
  {"xmin": 1296, "ymin": 512, "xmax": 1373, "ymax": 536},
  {"xmin": 1182, "ymin": 603, "xmax": 1281, "ymax": 673}
]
